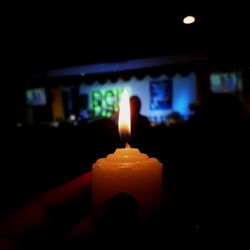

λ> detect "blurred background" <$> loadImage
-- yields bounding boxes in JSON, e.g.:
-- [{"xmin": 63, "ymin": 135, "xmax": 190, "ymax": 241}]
[{"xmin": 1, "ymin": 1, "xmax": 249, "ymax": 241}]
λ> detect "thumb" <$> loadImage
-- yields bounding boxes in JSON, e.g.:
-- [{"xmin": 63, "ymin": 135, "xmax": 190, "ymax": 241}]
[{"xmin": 66, "ymin": 193, "xmax": 138, "ymax": 244}]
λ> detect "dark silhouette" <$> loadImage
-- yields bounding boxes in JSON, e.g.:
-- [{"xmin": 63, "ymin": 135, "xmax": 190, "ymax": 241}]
[
  {"xmin": 130, "ymin": 96, "xmax": 150, "ymax": 126},
  {"xmin": 187, "ymin": 102, "xmax": 204, "ymax": 127},
  {"xmin": 129, "ymin": 96, "xmax": 151, "ymax": 148}
]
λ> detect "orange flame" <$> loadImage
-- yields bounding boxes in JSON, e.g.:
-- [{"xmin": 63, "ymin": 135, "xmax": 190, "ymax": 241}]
[{"xmin": 118, "ymin": 88, "xmax": 130, "ymax": 145}]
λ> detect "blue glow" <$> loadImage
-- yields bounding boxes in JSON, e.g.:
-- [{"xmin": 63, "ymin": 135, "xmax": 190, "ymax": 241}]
[
  {"xmin": 173, "ymin": 73, "xmax": 196, "ymax": 119},
  {"xmin": 79, "ymin": 73, "xmax": 197, "ymax": 122},
  {"xmin": 47, "ymin": 55, "xmax": 206, "ymax": 78},
  {"xmin": 26, "ymin": 88, "xmax": 47, "ymax": 106},
  {"xmin": 210, "ymin": 72, "xmax": 240, "ymax": 93}
]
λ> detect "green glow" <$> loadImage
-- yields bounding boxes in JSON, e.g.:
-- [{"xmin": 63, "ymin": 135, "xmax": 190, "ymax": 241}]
[{"xmin": 91, "ymin": 87, "xmax": 131, "ymax": 118}]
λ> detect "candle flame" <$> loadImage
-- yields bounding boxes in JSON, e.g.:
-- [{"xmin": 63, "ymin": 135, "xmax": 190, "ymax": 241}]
[{"xmin": 118, "ymin": 88, "xmax": 131, "ymax": 143}]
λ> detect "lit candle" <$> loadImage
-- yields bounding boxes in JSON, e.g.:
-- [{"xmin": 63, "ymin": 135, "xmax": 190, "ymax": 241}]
[{"xmin": 92, "ymin": 89, "xmax": 162, "ymax": 217}]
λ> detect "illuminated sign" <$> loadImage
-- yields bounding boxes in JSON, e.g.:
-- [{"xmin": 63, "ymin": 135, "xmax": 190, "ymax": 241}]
[
  {"xmin": 150, "ymin": 80, "xmax": 172, "ymax": 110},
  {"xmin": 79, "ymin": 73, "xmax": 197, "ymax": 122},
  {"xmin": 91, "ymin": 88, "xmax": 124, "ymax": 117},
  {"xmin": 210, "ymin": 72, "xmax": 242, "ymax": 93},
  {"xmin": 26, "ymin": 88, "xmax": 47, "ymax": 106}
]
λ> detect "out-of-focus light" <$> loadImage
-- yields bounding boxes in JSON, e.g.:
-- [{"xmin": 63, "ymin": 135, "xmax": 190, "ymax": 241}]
[
  {"xmin": 183, "ymin": 16, "xmax": 195, "ymax": 24},
  {"xmin": 51, "ymin": 121, "xmax": 59, "ymax": 128},
  {"xmin": 69, "ymin": 114, "xmax": 76, "ymax": 121}
]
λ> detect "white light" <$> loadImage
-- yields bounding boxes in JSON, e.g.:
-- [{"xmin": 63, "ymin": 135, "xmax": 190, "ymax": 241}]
[
  {"xmin": 69, "ymin": 114, "xmax": 76, "ymax": 121},
  {"xmin": 183, "ymin": 16, "xmax": 195, "ymax": 24},
  {"xmin": 118, "ymin": 88, "xmax": 131, "ymax": 138},
  {"xmin": 16, "ymin": 123, "xmax": 23, "ymax": 128},
  {"xmin": 51, "ymin": 121, "xmax": 59, "ymax": 128}
]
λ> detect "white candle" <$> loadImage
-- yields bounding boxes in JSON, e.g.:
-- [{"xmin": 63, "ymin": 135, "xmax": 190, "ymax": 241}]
[{"xmin": 92, "ymin": 89, "xmax": 162, "ymax": 217}]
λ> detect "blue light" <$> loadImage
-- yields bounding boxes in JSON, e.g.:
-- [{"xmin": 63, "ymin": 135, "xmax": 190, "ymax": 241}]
[
  {"xmin": 79, "ymin": 73, "xmax": 197, "ymax": 122},
  {"xmin": 173, "ymin": 73, "xmax": 196, "ymax": 119}
]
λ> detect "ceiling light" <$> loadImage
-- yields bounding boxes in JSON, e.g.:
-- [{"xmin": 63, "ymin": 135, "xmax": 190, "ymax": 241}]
[{"xmin": 183, "ymin": 16, "xmax": 195, "ymax": 24}]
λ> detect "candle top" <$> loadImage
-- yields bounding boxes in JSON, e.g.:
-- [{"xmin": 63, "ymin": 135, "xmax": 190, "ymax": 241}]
[{"xmin": 94, "ymin": 146, "xmax": 162, "ymax": 170}]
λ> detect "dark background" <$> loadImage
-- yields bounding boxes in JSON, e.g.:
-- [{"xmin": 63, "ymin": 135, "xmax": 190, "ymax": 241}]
[
  {"xmin": 3, "ymin": 1, "xmax": 250, "ymax": 123},
  {"xmin": 1, "ymin": 1, "xmax": 249, "ymax": 245},
  {"xmin": 2, "ymin": 1, "xmax": 250, "ymax": 70}
]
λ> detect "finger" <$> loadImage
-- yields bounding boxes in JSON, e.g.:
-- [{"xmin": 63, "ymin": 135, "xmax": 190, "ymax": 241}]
[
  {"xmin": 39, "ymin": 171, "xmax": 92, "ymax": 209},
  {"xmin": 66, "ymin": 192, "xmax": 139, "ymax": 242},
  {"xmin": 0, "ymin": 172, "xmax": 92, "ymax": 241},
  {"xmin": 0, "ymin": 238, "xmax": 18, "ymax": 250},
  {"xmin": 0, "ymin": 202, "xmax": 49, "ymax": 239}
]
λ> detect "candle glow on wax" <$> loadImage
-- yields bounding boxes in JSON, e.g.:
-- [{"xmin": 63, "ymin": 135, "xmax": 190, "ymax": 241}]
[
  {"xmin": 118, "ymin": 88, "xmax": 131, "ymax": 145},
  {"xmin": 92, "ymin": 88, "xmax": 163, "ymax": 217}
]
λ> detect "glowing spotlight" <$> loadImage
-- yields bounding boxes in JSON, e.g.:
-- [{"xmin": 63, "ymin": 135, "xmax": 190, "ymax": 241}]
[
  {"xmin": 183, "ymin": 16, "xmax": 195, "ymax": 24},
  {"xmin": 69, "ymin": 114, "xmax": 76, "ymax": 121}
]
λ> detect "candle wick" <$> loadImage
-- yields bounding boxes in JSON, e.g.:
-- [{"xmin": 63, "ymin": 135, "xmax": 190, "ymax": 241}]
[{"xmin": 125, "ymin": 143, "xmax": 130, "ymax": 148}]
